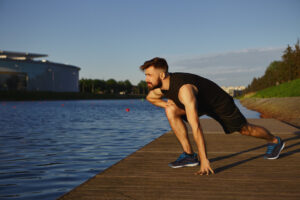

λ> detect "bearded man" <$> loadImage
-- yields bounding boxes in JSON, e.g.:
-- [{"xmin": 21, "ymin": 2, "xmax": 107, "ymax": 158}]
[{"xmin": 140, "ymin": 57, "xmax": 285, "ymax": 175}]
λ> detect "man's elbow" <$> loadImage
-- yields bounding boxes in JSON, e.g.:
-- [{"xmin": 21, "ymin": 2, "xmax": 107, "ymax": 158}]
[
  {"xmin": 146, "ymin": 95, "xmax": 155, "ymax": 103},
  {"xmin": 146, "ymin": 95, "xmax": 151, "ymax": 102}
]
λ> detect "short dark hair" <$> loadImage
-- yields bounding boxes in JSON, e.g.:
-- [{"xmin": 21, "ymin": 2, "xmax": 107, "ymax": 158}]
[{"xmin": 139, "ymin": 57, "xmax": 168, "ymax": 72}]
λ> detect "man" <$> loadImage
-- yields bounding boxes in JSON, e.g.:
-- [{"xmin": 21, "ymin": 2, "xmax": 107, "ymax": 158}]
[{"xmin": 140, "ymin": 57, "xmax": 285, "ymax": 175}]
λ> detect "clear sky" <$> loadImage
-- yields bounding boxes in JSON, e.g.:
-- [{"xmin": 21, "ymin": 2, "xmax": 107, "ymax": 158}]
[{"xmin": 1, "ymin": 0, "xmax": 299, "ymax": 86}]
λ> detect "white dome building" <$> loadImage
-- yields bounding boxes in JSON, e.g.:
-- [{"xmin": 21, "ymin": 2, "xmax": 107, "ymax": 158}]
[{"xmin": 0, "ymin": 50, "xmax": 80, "ymax": 92}]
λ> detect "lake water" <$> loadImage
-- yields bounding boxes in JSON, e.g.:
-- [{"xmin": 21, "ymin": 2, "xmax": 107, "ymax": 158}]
[{"xmin": 0, "ymin": 99, "xmax": 260, "ymax": 200}]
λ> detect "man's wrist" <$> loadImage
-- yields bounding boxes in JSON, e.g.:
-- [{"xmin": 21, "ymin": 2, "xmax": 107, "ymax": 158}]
[{"xmin": 199, "ymin": 157, "xmax": 209, "ymax": 162}]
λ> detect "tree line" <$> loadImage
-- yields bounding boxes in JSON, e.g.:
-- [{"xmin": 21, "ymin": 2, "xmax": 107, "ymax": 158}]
[
  {"xmin": 244, "ymin": 40, "xmax": 300, "ymax": 93},
  {"xmin": 79, "ymin": 78, "xmax": 148, "ymax": 95}
]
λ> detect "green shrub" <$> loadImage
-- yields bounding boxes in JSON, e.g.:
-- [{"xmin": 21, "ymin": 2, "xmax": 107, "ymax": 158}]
[{"xmin": 253, "ymin": 78, "xmax": 300, "ymax": 98}]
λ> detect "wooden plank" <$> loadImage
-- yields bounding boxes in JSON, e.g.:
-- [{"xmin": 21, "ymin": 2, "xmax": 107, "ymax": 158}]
[{"xmin": 58, "ymin": 119, "xmax": 300, "ymax": 200}]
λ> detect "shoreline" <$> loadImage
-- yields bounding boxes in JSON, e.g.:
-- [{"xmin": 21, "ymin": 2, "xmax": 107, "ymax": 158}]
[
  {"xmin": 240, "ymin": 97, "xmax": 300, "ymax": 128},
  {"xmin": 0, "ymin": 91, "xmax": 146, "ymax": 101}
]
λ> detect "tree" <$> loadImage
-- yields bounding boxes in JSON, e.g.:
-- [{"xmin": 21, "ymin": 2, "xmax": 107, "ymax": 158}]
[
  {"xmin": 282, "ymin": 45, "xmax": 294, "ymax": 81},
  {"xmin": 294, "ymin": 39, "xmax": 300, "ymax": 78},
  {"xmin": 106, "ymin": 79, "xmax": 118, "ymax": 94},
  {"xmin": 79, "ymin": 78, "xmax": 147, "ymax": 95},
  {"xmin": 245, "ymin": 40, "xmax": 300, "ymax": 93},
  {"xmin": 94, "ymin": 79, "xmax": 106, "ymax": 93},
  {"xmin": 79, "ymin": 78, "xmax": 94, "ymax": 93},
  {"xmin": 263, "ymin": 61, "xmax": 282, "ymax": 86},
  {"xmin": 137, "ymin": 80, "xmax": 148, "ymax": 95},
  {"xmin": 124, "ymin": 80, "xmax": 133, "ymax": 94}
]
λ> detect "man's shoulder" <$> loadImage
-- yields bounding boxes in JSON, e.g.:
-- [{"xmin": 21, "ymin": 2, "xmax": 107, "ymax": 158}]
[
  {"xmin": 172, "ymin": 72, "xmax": 203, "ymax": 80},
  {"xmin": 172, "ymin": 72, "xmax": 201, "ymax": 87},
  {"xmin": 172, "ymin": 72, "xmax": 197, "ymax": 76},
  {"xmin": 172, "ymin": 72, "xmax": 215, "ymax": 86},
  {"xmin": 178, "ymin": 84, "xmax": 199, "ymax": 96}
]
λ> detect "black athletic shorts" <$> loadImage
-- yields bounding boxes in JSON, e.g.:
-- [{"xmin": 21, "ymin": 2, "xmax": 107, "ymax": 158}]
[{"xmin": 181, "ymin": 98, "xmax": 248, "ymax": 134}]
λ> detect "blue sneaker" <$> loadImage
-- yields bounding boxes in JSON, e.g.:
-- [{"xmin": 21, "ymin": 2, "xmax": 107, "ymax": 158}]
[
  {"xmin": 264, "ymin": 136, "xmax": 285, "ymax": 159},
  {"xmin": 168, "ymin": 152, "xmax": 200, "ymax": 168}
]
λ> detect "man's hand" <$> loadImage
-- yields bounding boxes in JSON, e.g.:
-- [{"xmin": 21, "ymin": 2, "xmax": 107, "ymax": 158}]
[{"xmin": 195, "ymin": 159, "xmax": 214, "ymax": 175}]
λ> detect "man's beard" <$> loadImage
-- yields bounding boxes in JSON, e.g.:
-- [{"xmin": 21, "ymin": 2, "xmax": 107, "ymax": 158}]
[{"xmin": 147, "ymin": 79, "xmax": 162, "ymax": 90}]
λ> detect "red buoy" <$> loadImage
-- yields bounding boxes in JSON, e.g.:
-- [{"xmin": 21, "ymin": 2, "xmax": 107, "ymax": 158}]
[{"xmin": 126, "ymin": 108, "xmax": 130, "ymax": 112}]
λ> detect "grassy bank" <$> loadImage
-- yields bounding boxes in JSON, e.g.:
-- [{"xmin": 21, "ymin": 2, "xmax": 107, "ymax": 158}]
[
  {"xmin": 0, "ymin": 91, "xmax": 146, "ymax": 101},
  {"xmin": 247, "ymin": 78, "xmax": 300, "ymax": 98}
]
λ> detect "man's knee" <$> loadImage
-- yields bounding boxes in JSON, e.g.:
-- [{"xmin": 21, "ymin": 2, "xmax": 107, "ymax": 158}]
[{"xmin": 165, "ymin": 104, "xmax": 178, "ymax": 119}]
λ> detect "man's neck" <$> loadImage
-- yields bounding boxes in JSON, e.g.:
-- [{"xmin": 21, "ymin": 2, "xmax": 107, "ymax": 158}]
[{"xmin": 160, "ymin": 74, "xmax": 170, "ymax": 90}]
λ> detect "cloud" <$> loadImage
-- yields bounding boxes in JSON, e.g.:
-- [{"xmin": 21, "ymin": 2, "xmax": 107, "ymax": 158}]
[{"xmin": 167, "ymin": 47, "xmax": 285, "ymax": 86}]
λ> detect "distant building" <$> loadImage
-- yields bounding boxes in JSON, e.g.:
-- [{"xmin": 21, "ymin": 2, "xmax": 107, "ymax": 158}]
[
  {"xmin": 0, "ymin": 50, "xmax": 80, "ymax": 92},
  {"xmin": 221, "ymin": 86, "xmax": 246, "ymax": 97}
]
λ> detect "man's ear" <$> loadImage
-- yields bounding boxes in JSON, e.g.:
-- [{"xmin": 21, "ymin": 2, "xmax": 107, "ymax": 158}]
[{"xmin": 159, "ymin": 72, "xmax": 166, "ymax": 80}]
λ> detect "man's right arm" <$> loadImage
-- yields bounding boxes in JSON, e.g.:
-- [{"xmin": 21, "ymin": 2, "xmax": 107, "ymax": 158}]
[{"xmin": 146, "ymin": 88, "xmax": 167, "ymax": 108}]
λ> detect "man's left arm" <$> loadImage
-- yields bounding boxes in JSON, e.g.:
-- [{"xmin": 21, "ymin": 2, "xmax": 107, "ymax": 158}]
[{"xmin": 178, "ymin": 84, "xmax": 214, "ymax": 175}]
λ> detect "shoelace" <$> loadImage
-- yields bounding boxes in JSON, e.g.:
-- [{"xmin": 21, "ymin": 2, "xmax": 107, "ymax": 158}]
[
  {"xmin": 176, "ymin": 153, "xmax": 187, "ymax": 161},
  {"xmin": 266, "ymin": 144, "xmax": 276, "ymax": 154}
]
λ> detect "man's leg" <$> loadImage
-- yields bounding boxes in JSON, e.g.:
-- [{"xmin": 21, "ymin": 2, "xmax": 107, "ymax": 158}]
[
  {"xmin": 211, "ymin": 96, "xmax": 284, "ymax": 159},
  {"xmin": 239, "ymin": 123, "xmax": 285, "ymax": 159},
  {"xmin": 165, "ymin": 100, "xmax": 193, "ymax": 154},
  {"xmin": 165, "ymin": 100, "xmax": 200, "ymax": 168},
  {"xmin": 239, "ymin": 123, "xmax": 277, "ymax": 143}
]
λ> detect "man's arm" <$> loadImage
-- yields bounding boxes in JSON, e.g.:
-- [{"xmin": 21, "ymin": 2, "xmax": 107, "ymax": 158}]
[
  {"xmin": 178, "ymin": 84, "xmax": 214, "ymax": 175},
  {"xmin": 146, "ymin": 88, "xmax": 167, "ymax": 108}
]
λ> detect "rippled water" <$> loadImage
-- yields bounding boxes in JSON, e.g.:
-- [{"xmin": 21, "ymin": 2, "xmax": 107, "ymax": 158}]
[{"xmin": 0, "ymin": 99, "xmax": 259, "ymax": 200}]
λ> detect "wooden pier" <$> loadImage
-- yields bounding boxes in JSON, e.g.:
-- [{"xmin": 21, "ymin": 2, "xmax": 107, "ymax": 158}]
[{"xmin": 58, "ymin": 119, "xmax": 300, "ymax": 200}]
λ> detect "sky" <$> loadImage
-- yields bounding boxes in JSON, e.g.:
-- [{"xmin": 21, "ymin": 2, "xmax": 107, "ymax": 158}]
[{"xmin": 0, "ymin": 0, "xmax": 299, "ymax": 86}]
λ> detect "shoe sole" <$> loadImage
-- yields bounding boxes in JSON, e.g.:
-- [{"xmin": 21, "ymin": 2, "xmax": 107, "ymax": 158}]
[
  {"xmin": 265, "ymin": 142, "xmax": 285, "ymax": 160},
  {"xmin": 169, "ymin": 162, "xmax": 200, "ymax": 168}
]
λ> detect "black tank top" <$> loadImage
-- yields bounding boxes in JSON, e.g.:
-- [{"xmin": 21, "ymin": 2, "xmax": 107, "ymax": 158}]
[{"xmin": 161, "ymin": 73, "xmax": 233, "ymax": 115}]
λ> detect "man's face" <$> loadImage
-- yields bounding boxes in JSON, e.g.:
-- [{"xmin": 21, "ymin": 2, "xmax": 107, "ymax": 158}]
[{"xmin": 144, "ymin": 66, "xmax": 162, "ymax": 90}]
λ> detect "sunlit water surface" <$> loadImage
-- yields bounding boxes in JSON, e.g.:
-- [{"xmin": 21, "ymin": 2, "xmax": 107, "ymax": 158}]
[{"xmin": 0, "ymin": 99, "xmax": 259, "ymax": 200}]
